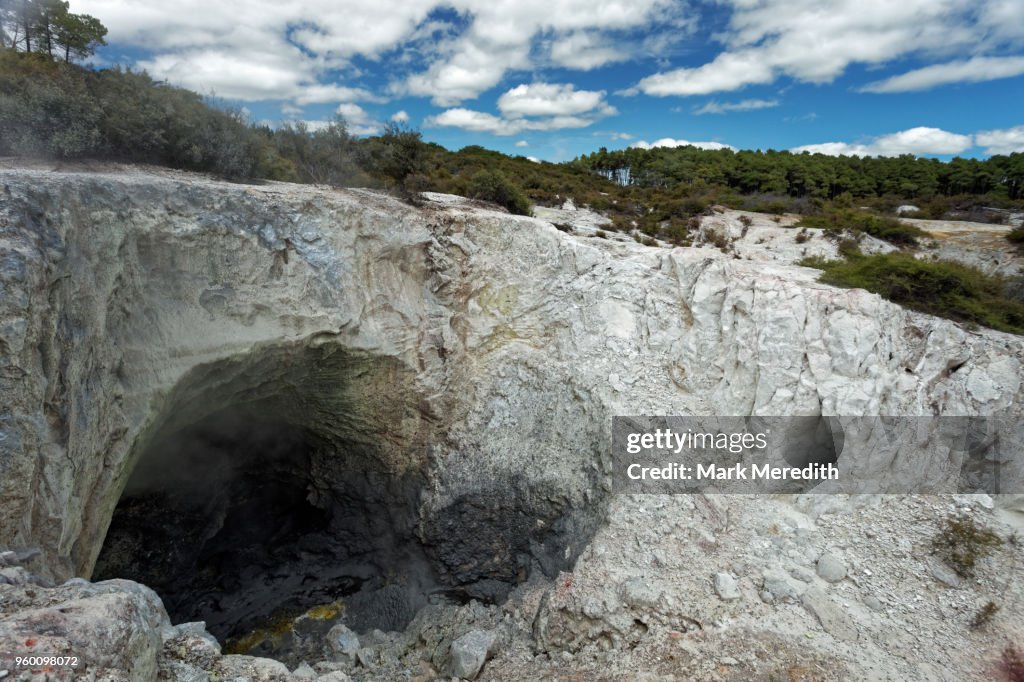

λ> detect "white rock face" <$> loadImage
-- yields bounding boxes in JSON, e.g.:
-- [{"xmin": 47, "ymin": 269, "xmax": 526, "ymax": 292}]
[
  {"xmin": 1, "ymin": 168, "xmax": 1022, "ymax": 681},
  {"xmin": 697, "ymin": 209, "xmax": 896, "ymax": 265},
  {"xmin": 1, "ymin": 168, "xmax": 1021, "ymax": 574}
]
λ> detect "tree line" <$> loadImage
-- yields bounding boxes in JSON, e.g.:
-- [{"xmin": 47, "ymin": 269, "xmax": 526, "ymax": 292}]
[
  {"xmin": 575, "ymin": 146, "xmax": 1024, "ymax": 201},
  {"xmin": 0, "ymin": 0, "xmax": 106, "ymax": 62}
]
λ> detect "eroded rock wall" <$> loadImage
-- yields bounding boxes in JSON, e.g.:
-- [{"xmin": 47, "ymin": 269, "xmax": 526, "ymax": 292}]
[{"xmin": 1, "ymin": 166, "xmax": 1021, "ymax": 584}]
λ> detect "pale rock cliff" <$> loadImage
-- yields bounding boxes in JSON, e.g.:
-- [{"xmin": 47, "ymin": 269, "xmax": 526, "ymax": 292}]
[{"xmin": 1, "ymin": 167, "xmax": 1022, "ymax": 681}]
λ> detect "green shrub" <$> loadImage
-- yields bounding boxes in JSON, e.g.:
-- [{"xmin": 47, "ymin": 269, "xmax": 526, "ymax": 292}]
[
  {"xmin": 801, "ymin": 252, "xmax": 1024, "ymax": 334},
  {"xmin": 797, "ymin": 207, "xmax": 923, "ymax": 246},
  {"xmin": 1008, "ymin": 226, "xmax": 1024, "ymax": 247},
  {"xmin": 932, "ymin": 516, "xmax": 1003, "ymax": 578},
  {"xmin": 359, "ymin": 123, "xmax": 428, "ymax": 200},
  {"xmin": 0, "ymin": 51, "xmax": 260, "ymax": 178},
  {"xmin": 267, "ymin": 118, "xmax": 359, "ymax": 186},
  {"xmin": 467, "ymin": 169, "xmax": 532, "ymax": 215}
]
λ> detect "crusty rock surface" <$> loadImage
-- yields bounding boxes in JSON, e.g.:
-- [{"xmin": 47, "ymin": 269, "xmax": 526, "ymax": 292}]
[{"xmin": 1, "ymin": 166, "xmax": 1023, "ymax": 681}]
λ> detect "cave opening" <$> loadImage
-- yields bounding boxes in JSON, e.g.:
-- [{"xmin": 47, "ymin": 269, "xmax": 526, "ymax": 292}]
[
  {"xmin": 93, "ymin": 343, "xmax": 442, "ymax": 661},
  {"xmin": 92, "ymin": 341, "xmax": 605, "ymax": 664}
]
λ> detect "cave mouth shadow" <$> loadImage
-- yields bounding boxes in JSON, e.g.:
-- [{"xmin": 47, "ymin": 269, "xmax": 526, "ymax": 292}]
[
  {"xmin": 93, "ymin": 407, "xmax": 437, "ymax": 659},
  {"xmin": 92, "ymin": 342, "xmax": 607, "ymax": 664},
  {"xmin": 92, "ymin": 344, "xmax": 444, "ymax": 663}
]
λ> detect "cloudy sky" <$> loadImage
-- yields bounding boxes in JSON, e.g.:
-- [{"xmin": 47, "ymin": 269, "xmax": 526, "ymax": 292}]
[{"xmin": 77, "ymin": 0, "xmax": 1024, "ymax": 161}]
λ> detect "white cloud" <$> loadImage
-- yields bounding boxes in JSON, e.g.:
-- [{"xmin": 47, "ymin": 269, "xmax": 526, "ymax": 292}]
[
  {"xmin": 137, "ymin": 49, "xmax": 375, "ymax": 103},
  {"xmin": 426, "ymin": 81, "xmax": 616, "ymax": 135},
  {"xmin": 861, "ymin": 56, "xmax": 1024, "ymax": 93},
  {"xmin": 497, "ymin": 83, "xmax": 615, "ymax": 118},
  {"xmin": 426, "ymin": 107, "xmax": 609, "ymax": 135},
  {"xmin": 594, "ymin": 131, "xmax": 634, "ymax": 140},
  {"xmin": 515, "ymin": 140, "xmax": 529, "ymax": 147},
  {"xmin": 402, "ymin": 0, "xmax": 681, "ymax": 105},
  {"xmin": 405, "ymin": 39, "xmax": 528, "ymax": 106},
  {"xmin": 390, "ymin": 110, "xmax": 411, "ymax": 123},
  {"xmin": 636, "ymin": 51, "xmax": 775, "ymax": 96},
  {"xmin": 548, "ymin": 31, "xmax": 627, "ymax": 71},
  {"xmin": 791, "ymin": 126, "xmax": 974, "ymax": 157},
  {"xmin": 426, "ymin": 108, "xmax": 522, "ymax": 135},
  {"xmin": 293, "ymin": 119, "xmax": 334, "ymax": 132},
  {"xmin": 78, "ymin": 0, "xmax": 439, "ymax": 59},
  {"xmin": 975, "ymin": 125, "xmax": 1024, "ymax": 155},
  {"xmin": 632, "ymin": 0, "xmax": 1024, "ymax": 97},
  {"xmin": 80, "ymin": 0, "xmax": 436, "ymax": 103},
  {"xmin": 78, "ymin": 0, "xmax": 683, "ymax": 107},
  {"xmin": 694, "ymin": 98, "xmax": 779, "ymax": 115},
  {"xmin": 631, "ymin": 138, "xmax": 735, "ymax": 151},
  {"xmin": 335, "ymin": 103, "xmax": 381, "ymax": 135}
]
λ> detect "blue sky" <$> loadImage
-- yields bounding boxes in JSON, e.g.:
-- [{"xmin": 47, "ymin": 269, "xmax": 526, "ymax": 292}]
[{"xmin": 76, "ymin": 0, "xmax": 1024, "ymax": 162}]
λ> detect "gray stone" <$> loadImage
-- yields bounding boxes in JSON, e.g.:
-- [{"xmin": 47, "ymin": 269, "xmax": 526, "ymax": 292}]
[
  {"xmin": 293, "ymin": 662, "xmax": 316, "ymax": 678},
  {"xmin": 159, "ymin": 660, "xmax": 210, "ymax": 682},
  {"xmin": 816, "ymin": 552, "xmax": 847, "ymax": 583},
  {"xmin": 620, "ymin": 578, "xmax": 662, "ymax": 610},
  {"xmin": 929, "ymin": 559, "xmax": 962, "ymax": 588},
  {"xmin": 449, "ymin": 629, "xmax": 497, "ymax": 680},
  {"xmin": 863, "ymin": 595, "xmax": 884, "ymax": 612},
  {"xmin": 355, "ymin": 647, "xmax": 376, "ymax": 669},
  {"xmin": 214, "ymin": 654, "xmax": 291, "ymax": 679},
  {"xmin": 714, "ymin": 573, "xmax": 741, "ymax": 600},
  {"xmin": 801, "ymin": 589, "xmax": 859, "ymax": 642},
  {"xmin": 0, "ymin": 579, "xmax": 167, "ymax": 681},
  {"xmin": 762, "ymin": 569, "xmax": 804, "ymax": 602},
  {"xmin": 317, "ymin": 673, "xmax": 351, "ymax": 682},
  {"xmin": 790, "ymin": 567, "xmax": 816, "ymax": 583},
  {"xmin": 326, "ymin": 623, "xmax": 361, "ymax": 658}
]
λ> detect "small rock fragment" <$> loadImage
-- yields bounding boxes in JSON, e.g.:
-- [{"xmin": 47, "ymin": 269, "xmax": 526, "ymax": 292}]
[
  {"xmin": 620, "ymin": 578, "xmax": 662, "ymax": 610},
  {"xmin": 801, "ymin": 589, "xmax": 859, "ymax": 642},
  {"xmin": 929, "ymin": 560, "xmax": 962, "ymax": 588},
  {"xmin": 317, "ymin": 672, "xmax": 351, "ymax": 682},
  {"xmin": 293, "ymin": 662, "xmax": 316, "ymax": 678},
  {"xmin": 714, "ymin": 573, "xmax": 741, "ymax": 600},
  {"xmin": 816, "ymin": 553, "xmax": 847, "ymax": 583},
  {"xmin": 355, "ymin": 648, "xmax": 375, "ymax": 668},
  {"xmin": 326, "ymin": 624, "xmax": 361, "ymax": 658},
  {"xmin": 762, "ymin": 569, "xmax": 804, "ymax": 602},
  {"xmin": 449, "ymin": 629, "xmax": 497, "ymax": 680}
]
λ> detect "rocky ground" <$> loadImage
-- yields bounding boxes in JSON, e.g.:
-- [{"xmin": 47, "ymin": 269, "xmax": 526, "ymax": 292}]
[
  {"xmin": 3, "ymin": 492, "xmax": 1022, "ymax": 681},
  {"xmin": 1, "ymin": 166, "xmax": 1022, "ymax": 681}
]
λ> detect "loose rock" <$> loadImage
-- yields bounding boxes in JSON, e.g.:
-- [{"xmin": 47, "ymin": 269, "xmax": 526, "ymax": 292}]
[
  {"xmin": 714, "ymin": 573, "xmax": 741, "ymax": 600},
  {"xmin": 816, "ymin": 552, "xmax": 848, "ymax": 583},
  {"xmin": 449, "ymin": 629, "xmax": 497, "ymax": 680}
]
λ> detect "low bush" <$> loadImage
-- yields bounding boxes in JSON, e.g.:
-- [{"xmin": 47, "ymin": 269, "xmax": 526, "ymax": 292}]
[
  {"xmin": 932, "ymin": 516, "xmax": 1003, "ymax": 578},
  {"xmin": 467, "ymin": 169, "xmax": 532, "ymax": 215},
  {"xmin": 0, "ymin": 51, "xmax": 262, "ymax": 178},
  {"xmin": 798, "ymin": 207, "xmax": 924, "ymax": 246},
  {"xmin": 1008, "ymin": 226, "xmax": 1024, "ymax": 249},
  {"xmin": 800, "ymin": 252, "xmax": 1024, "ymax": 334}
]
